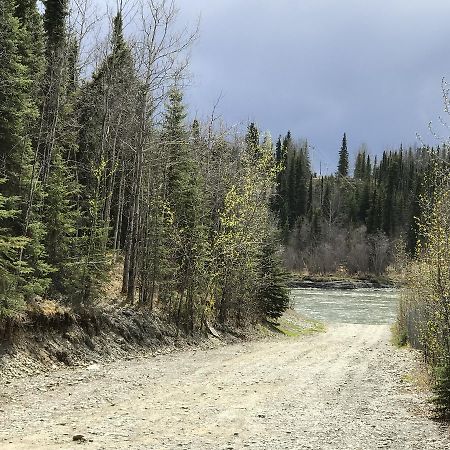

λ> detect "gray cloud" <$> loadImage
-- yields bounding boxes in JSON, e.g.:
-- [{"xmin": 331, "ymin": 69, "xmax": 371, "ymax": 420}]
[{"xmin": 177, "ymin": 0, "xmax": 450, "ymax": 172}]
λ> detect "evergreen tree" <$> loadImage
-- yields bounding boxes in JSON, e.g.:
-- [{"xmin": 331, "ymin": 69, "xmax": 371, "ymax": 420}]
[
  {"xmin": 0, "ymin": 0, "xmax": 51, "ymax": 300},
  {"xmin": 245, "ymin": 122, "xmax": 260, "ymax": 159},
  {"xmin": 43, "ymin": 0, "xmax": 68, "ymax": 55},
  {"xmin": 78, "ymin": 12, "xmax": 139, "ymax": 303},
  {"xmin": 14, "ymin": 0, "xmax": 46, "ymax": 102},
  {"xmin": 307, "ymin": 174, "xmax": 313, "ymax": 215},
  {"xmin": 432, "ymin": 363, "xmax": 450, "ymax": 420},
  {"xmin": 161, "ymin": 87, "xmax": 206, "ymax": 329},
  {"xmin": 275, "ymin": 136, "xmax": 283, "ymax": 163},
  {"xmin": 357, "ymin": 181, "xmax": 370, "ymax": 223},
  {"xmin": 354, "ymin": 149, "xmax": 365, "ymax": 179},
  {"xmin": 322, "ymin": 181, "xmax": 331, "ymax": 223},
  {"xmin": 0, "ymin": 181, "xmax": 27, "ymax": 316},
  {"xmin": 337, "ymin": 133, "xmax": 349, "ymax": 177},
  {"xmin": 366, "ymin": 154, "xmax": 372, "ymax": 178},
  {"xmin": 258, "ymin": 238, "xmax": 290, "ymax": 321},
  {"xmin": 38, "ymin": 0, "xmax": 82, "ymax": 297}
]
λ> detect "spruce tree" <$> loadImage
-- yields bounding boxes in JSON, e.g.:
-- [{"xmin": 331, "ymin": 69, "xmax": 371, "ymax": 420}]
[
  {"xmin": 14, "ymin": 0, "xmax": 46, "ymax": 101},
  {"xmin": 39, "ymin": 0, "xmax": 83, "ymax": 298},
  {"xmin": 358, "ymin": 181, "xmax": 370, "ymax": 223},
  {"xmin": 307, "ymin": 174, "xmax": 313, "ymax": 216},
  {"xmin": 432, "ymin": 362, "xmax": 450, "ymax": 420},
  {"xmin": 40, "ymin": 0, "xmax": 69, "ymax": 182},
  {"xmin": 275, "ymin": 136, "xmax": 283, "ymax": 163},
  {"xmin": 0, "ymin": 181, "xmax": 28, "ymax": 316},
  {"xmin": 0, "ymin": 0, "xmax": 51, "ymax": 300},
  {"xmin": 161, "ymin": 87, "xmax": 206, "ymax": 328},
  {"xmin": 43, "ymin": 0, "xmax": 67, "ymax": 54},
  {"xmin": 245, "ymin": 122, "xmax": 260, "ymax": 159},
  {"xmin": 0, "ymin": 0, "xmax": 33, "ymax": 195},
  {"xmin": 258, "ymin": 238, "xmax": 290, "ymax": 321},
  {"xmin": 322, "ymin": 181, "xmax": 331, "ymax": 223},
  {"xmin": 366, "ymin": 154, "xmax": 372, "ymax": 178},
  {"xmin": 337, "ymin": 133, "xmax": 349, "ymax": 177}
]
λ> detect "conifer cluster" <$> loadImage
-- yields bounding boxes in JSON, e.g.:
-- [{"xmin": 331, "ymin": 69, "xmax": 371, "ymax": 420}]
[
  {"xmin": 273, "ymin": 131, "xmax": 444, "ymax": 275},
  {"xmin": 0, "ymin": 1, "xmax": 289, "ymax": 326}
]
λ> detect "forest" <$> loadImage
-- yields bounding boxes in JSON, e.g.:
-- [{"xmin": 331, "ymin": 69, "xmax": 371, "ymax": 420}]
[
  {"xmin": 0, "ymin": 0, "xmax": 290, "ymax": 330},
  {"xmin": 2, "ymin": 0, "xmax": 450, "ymax": 429},
  {"xmin": 276, "ymin": 133, "xmax": 442, "ymax": 276}
]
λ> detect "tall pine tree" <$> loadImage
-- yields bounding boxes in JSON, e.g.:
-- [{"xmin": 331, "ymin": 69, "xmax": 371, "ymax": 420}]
[
  {"xmin": 337, "ymin": 133, "xmax": 349, "ymax": 177},
  {"xmin": 0, "ymin": 0, "xmax": 51, "ymax": 301}
]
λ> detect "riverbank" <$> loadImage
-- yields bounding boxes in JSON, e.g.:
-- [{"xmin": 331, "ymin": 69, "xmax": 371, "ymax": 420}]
[{"xmin": 288, "ymin": 273, "xmax": 397, "ymax": 290}]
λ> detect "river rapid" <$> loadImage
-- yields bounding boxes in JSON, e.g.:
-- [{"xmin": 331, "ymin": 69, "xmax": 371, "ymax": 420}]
[{"xmin": 290, "ymin": 287, "xmax": 399, "ymax": 325}]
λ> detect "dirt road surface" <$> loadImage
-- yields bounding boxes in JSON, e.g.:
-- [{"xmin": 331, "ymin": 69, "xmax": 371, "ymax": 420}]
[{"xmin": 1, "ymin": 324, "xmax": 449, "ymax": 449}]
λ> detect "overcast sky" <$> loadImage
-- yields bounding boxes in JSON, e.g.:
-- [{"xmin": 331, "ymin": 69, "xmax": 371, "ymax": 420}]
[{"xmin": 175, "ymin": 0, "xmax": 450, "ymax": 173}]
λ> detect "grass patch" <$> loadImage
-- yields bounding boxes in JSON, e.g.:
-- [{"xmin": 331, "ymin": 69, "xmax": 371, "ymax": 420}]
[
  {"xmin": 401, "ymin": 368, "xmax": 431, "ymax": 392},
  {"xmin": 391, "ymin": 322, "xmax": 408, "ymax": 347},
  {"xmin": 274, "ymin": 315, "xmax": 325, "ymax": 337}
]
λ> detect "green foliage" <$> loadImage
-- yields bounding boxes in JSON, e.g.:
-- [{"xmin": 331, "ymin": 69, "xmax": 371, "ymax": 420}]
[
  {"xmin": 337, "ymin": 133, "xmax": 349, "ymax": 177},
  {"xmin": 0, "ymin": 184, "xmax": 27, "ymax": 316},
  {"xmin": 272, "ymin": 132, "xmax": 311, "ymax": 235},
  {"xmin": 14, "ymin": 0, "xmax": 46, "ymax": 100},
  {"xmin": 398, "ymin": 163, "xmax": 450, "ymax": 418},
  {"xmin": 245, "ymin": 122, "xmax": 261, "ymax": 159},
  {"xmin": 0, "ymin": 0, "xmax": 34, "ymax": 193},
  {"xmin": 159, "ymin": 87, "xmax": 209, "ymax": 329},
  {"xmin": 0, "ymin": 0, "xmax": 51, "ymax": 300},
  {"xmin": 277, "ymin": 134, "xmax": 442, "ymax": 274},
  {"xmin": 43, "ymin": 0, "xmax": 68, "ymax": 54},
  {"xmin": 0, "ymin": 1, "xmax": 284, "ymax": 330},
  {"xmin": 258, "ymin": 239, "xmax": 290, "ymax": 320},
  {"xmin": 432, "ymin": 362, "xmax": 450, "ymax": 420}
]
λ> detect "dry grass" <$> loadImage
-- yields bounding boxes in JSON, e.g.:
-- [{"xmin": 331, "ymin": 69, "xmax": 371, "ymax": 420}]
[
  {"xmin": 101, "ymin": 256, "xmax": 127, "ymax": 305},
  {"xmin": 402, "ymin": 365, "xmax": 432, "ymax": 393},
  {"xmin": 30, "ymin": 299, "xmax": 69, "ymax": 317}
]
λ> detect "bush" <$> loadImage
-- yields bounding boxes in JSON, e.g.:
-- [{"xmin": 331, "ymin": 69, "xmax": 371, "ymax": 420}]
[
  {"xmin": 432, "ymin": 362, "xmax": 450, "ymax": 420},
  {"xmin": 398, "ymin": 166, "xmax": 450, "ymax": 419}
]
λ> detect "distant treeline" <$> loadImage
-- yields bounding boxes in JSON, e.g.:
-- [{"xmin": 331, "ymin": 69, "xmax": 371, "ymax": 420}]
[
  {"xmin": 272, "ymin": 131, "xmax": 447, "ymax": 275},
  {"xmin": 0, "ymin": 1, "xmax": 289, "ymax": 328}
]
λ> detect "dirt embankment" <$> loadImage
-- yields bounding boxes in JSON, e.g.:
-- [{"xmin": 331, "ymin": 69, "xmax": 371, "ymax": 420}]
[
  {"xmin": 1, "ymin": 319, "xmax": 450, "ymax": 449},
  {"xmin": 0, "ymin": 303, "xmax": 258, "ymax": 384}
]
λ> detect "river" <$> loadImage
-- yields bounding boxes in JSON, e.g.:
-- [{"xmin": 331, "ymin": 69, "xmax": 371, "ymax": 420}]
[{"xmin": 290, "ymin": 287, "xmax": 399, "ymax": 325}]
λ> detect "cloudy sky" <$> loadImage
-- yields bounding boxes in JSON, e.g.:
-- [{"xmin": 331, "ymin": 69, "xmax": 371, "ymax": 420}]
[{"xmin": 175, "ymin": 0, "xmax": 450, "ymax": 173}]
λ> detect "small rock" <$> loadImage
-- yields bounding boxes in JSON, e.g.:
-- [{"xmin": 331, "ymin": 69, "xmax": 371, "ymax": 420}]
[{"xmin": 72, "ymin": 434, "xmax": 85, "ymax": 442}]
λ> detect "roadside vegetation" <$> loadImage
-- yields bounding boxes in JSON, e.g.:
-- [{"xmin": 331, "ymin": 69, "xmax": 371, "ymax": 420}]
[
  {"xmin": 397, "ymin": 160, "xmax": 450, "ymax": 419},
  {"xmin": 2, "ymin": 0, "xmax": 450, "ymax": 422},
  {"xmin": 276, "ymin": 132, "xmax": 441, "ymax": 279},
  {"xmin": 0, "ymin": 0, "xmax": 289, "ymax": 334}
]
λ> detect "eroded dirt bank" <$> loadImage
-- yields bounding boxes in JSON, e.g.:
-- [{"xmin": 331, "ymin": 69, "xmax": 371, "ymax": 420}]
[{"xmin": 1, "ymin": 324, "xmax": 449, "ymax": 449}]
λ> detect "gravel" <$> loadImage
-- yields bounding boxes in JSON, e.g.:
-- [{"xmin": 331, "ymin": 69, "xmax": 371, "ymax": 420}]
[{"xmin": 1, "ymin": 323, "xmax": 449, "ymax": 449}]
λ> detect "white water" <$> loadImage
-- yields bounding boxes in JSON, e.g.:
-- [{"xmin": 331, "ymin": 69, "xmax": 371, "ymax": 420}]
[{"xmin": 290, "ymin": 288, "xmax": 399, "ymax": 325}]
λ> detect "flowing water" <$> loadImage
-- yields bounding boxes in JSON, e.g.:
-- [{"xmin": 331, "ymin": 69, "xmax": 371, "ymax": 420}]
[{"xmin": 290, "ymin": 287, "xmax": 399, "ymax": 324}]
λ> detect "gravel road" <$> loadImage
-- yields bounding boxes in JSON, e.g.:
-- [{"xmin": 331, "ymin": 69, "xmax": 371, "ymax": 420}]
[{"xmin": 1, "ymin": 323, "xmax": 449, "ymax": 449}]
